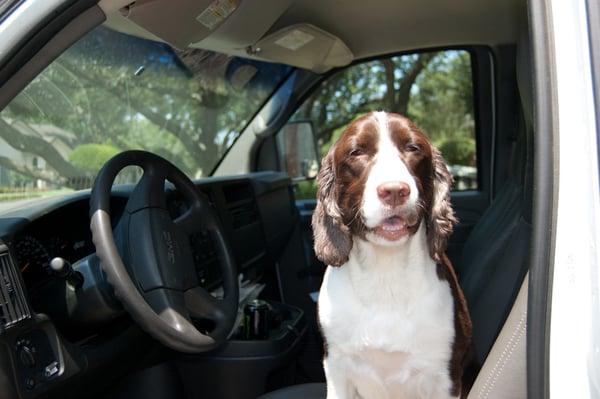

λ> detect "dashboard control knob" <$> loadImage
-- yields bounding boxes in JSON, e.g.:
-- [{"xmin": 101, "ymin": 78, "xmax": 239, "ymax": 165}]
[
  {"xmin": 18, "ymin": 345, "xmax": 36, "ymax": 367},
  {"xmin": 50, "ymin": 257, "xmax": 84, "ymax": 289},
  {"xmin": 25, "ymin": 376, "xmax": 35, "ymax": 390}
]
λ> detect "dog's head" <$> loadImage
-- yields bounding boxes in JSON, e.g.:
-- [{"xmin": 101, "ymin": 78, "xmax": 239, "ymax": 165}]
[{"xmin": 312, "ymin": 111, "xmax": 457, "ymax": 266}]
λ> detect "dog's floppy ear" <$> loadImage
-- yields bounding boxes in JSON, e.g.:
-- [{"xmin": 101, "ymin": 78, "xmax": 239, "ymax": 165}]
[
  {"xmin": 312, "ymin": 148, "xmax": 352, "ymax": 267},
  {"xmin": 427, "ymin": 147, "xmax": 458, "ymax": 262}
]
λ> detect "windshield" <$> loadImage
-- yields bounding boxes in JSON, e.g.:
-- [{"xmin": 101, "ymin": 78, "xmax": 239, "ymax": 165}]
[{"xmin": 0, "ymin": 25, "xmax": 291, "ymax": 207}]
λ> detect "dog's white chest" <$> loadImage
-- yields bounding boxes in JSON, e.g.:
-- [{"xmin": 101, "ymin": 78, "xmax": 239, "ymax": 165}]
[{"xmin": 318, "ymin": 243, "xmax": 457, "ymax": 398}]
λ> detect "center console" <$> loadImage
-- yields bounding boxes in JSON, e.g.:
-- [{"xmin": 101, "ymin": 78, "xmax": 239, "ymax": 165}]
[
  {"xmin": 178, "ymin": 300, "xmax": 306, "ymax": 399},
  {"xmin": 172, "ymin": 172, "xmax": 306, "ymax": 399}
]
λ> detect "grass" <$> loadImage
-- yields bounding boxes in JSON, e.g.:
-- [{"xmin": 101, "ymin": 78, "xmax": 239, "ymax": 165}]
[{"xmin": 0, "ymin": 188, "xmax": 73, "ymax": 202}]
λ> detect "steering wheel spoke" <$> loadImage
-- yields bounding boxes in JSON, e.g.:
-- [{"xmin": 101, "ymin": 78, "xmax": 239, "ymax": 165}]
[
  {"xmin": 184, "ymin": 286, "xmax": 223, "ymax": 321},
  {"xmin": 184, "ymin": 286, "xmax": 238, "ymax": 340},
  {"xmin": 174, "ymin": 203, "xmax": 204, "ymax": 234},
  {"xmin": 144, "ymin": 287, "xmax": 193, "ymax": 327},
  {"xmin": 125, "ymin": 165, "xmax": 169, "ymax": 213}
]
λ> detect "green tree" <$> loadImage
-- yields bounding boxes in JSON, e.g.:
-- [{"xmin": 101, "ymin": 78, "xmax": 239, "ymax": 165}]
[
  {"xmin": 408, "ymin": 51, "xmax": 475, "ymax": 165},
  {"xmin": 68, "ymin": 143, "xmax": 120, "ymax": 174}
]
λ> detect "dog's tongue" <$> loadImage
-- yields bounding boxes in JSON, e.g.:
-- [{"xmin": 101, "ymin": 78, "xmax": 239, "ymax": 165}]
[{"xmin": 381, "ymin": 216, "xmax": 406, "ymax": 231}]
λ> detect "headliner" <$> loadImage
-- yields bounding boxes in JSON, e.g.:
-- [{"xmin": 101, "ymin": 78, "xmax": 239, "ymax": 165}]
[{"xmin": 100, "ymin": 0, "xmax": 526, "ymax": 72}]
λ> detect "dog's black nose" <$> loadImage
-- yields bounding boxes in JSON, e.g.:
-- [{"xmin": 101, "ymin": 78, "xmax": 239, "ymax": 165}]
[{"xmin": 377, "ymin": 182, "xmax": 410, "ymax": 206}]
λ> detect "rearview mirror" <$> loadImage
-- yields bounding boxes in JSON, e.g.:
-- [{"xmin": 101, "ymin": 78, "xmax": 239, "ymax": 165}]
[{"xmin": 276, "ymin": 121, "xmax": 319, "ymax": 181}]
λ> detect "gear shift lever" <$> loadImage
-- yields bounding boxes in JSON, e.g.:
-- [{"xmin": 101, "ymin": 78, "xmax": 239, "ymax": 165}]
[{"xmin": 50, "ymin": 257, "xmax": 84, "ymax": 289}]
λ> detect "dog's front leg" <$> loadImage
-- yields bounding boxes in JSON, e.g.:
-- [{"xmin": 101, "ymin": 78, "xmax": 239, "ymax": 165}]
[{"xmin": 323, "ymin": 356, "xmax": 354, "ymax": 399}]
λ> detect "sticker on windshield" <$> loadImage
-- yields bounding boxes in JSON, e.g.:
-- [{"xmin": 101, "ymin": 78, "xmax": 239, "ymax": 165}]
[
  {"xmin": 274, "ymin": 29, "xmax": 315, "ymax": 51},
  {"xmin": 196, "ymin": 0, "xmax": 239, "ymax": 30}
]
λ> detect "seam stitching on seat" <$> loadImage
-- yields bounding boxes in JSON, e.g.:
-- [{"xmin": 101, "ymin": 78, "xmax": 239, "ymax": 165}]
[
  {"xmin": 484, "ymin": 324, "xmax": 525, "ymax": 398},
  {"xmin": 477, "ymin": 309, "xmax": 527, "ymax": 399},
  {"xmin": 478, "ymin": 311, "xmax": 526, "ymax": 398}
]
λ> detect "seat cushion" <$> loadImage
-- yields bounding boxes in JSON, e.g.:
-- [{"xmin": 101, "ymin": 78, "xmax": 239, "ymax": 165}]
[{"xmin": 258, "ymin": 383, "xmax": 326, "ymax": 399}]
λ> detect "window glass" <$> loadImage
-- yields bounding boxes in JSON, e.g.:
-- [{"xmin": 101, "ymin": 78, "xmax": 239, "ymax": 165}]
[
  {"xmin": 290, "ymin": 50, "xmax": 477, "ymax": 199},
  {"xmin": 0, "ymin": 25, "xmax": 291, "ymax": 208}
]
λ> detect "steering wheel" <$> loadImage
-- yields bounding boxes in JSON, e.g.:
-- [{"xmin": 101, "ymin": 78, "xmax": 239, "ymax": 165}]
[{"xmin": 89, "ymin": 150, "xmax": 239, "ymax": 353}]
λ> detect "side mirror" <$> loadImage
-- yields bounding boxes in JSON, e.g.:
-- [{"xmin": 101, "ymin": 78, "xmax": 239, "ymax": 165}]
[{"xmin": 276, "ymin": 120, "xmax": 319, "ymax": 181}]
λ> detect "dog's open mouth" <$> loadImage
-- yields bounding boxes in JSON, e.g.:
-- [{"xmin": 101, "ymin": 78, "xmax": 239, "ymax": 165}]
[{"xmin": 372, "ymin": 215, "xmax": 410, "ymax": 241}]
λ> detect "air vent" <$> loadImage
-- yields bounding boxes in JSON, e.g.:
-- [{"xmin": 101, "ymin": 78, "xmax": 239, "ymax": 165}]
[
  {"xmin": 0, "ymin": 246, "xmax": 30, "ymax": 330},
  {"xmin": 229, "ymin": 202, "xmax": 259, "ymax": 229}
]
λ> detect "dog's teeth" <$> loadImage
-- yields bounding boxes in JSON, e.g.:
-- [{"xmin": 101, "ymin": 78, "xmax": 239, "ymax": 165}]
[{"xmin": 382, "ymin": 224, "xmax": 405, "ymax": 231}]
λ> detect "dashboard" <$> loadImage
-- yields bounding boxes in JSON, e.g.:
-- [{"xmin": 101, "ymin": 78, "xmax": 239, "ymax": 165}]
[
  {"xmin": 12, "ymin": 199, "xmax": 124, "ymax": 297},
  {"xmin": 0, "ymin": 171, "xmax": 298, "ymax": 399},
  {"xmin": 8, "ymin": 173, "xmax": 296, "ymax": 298}
]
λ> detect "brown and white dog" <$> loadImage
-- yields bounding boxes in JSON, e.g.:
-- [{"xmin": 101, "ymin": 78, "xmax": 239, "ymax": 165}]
[{"xmin": 314, "ymin": 112, "xmax": 472, "ymax": 399}]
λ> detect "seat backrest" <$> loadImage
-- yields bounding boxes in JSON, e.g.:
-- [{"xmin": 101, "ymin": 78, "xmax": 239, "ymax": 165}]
[
  {"xmin": 458, "ymin": 28, "xmax": 533, "ymax": 366},
  {"xmin": 467, "ymin": 274, "xmax": 528, "ymax": 399}
]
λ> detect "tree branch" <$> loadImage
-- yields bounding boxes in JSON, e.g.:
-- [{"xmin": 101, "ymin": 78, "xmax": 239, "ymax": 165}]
[
  {"xmin": 316, "ymin": 99, "xmax": 385, "ymax": 145},
  {"xmin": 381, "ymin": 59, "xmax": 397, "ymax": 110},
  {"xmin": 0, "ymin": 156, "xmax": 65, "ymax": 186},
  {"xmin": 0, "ymin": 118, "xmax": 82, "ymax": 178},
  {"xmin": 58, "ymin": 60, "xmax": 203, "ymax": 162},
  {"xmin": 395, "ymin": 53, "xmax": 435, "ymax": 115}
]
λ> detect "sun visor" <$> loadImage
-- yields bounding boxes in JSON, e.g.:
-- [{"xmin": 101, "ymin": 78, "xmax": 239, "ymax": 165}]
[
  {"xmin": 249, "ymin": 24, "xmax": 353, "ymax": 73},
  {"xmin": 118, "ymin": 0, "xmax": 292, "ymax": 50}
]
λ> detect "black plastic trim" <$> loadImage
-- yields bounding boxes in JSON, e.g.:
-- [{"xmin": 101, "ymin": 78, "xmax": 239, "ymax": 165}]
[
  {"xmin": 527, "ymin": 1, "xmax": 558, "ymax": 398},
  {"xmin": 469, "ymin": 46, "xmax": 495, "ymax": 199}
]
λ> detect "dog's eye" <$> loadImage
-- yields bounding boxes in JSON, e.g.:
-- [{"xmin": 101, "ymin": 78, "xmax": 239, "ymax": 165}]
[
  {"xmin": 349, "ymin": 148, "xmax": 365, "ymax": 157},
  {"xmin": 405, "ymin": 143, "xmax": 421, "ymax": 153}
]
